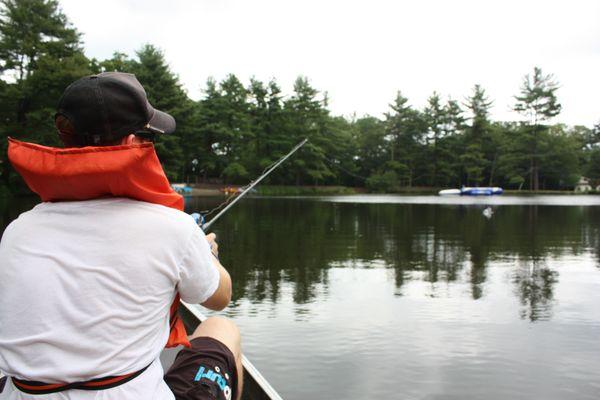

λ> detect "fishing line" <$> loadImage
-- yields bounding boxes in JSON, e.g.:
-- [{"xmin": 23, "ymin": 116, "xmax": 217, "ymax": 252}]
[
  {"xmin": 191, "ymin": 138, "xmax": 308, "ymax": 230},
  {"xmin": 200, "ymin": 151, "xmax": 291, "ymax": 220},
  {"xmin": 322, "ymin": 157, "xmax": 368, "ymax": 181}
]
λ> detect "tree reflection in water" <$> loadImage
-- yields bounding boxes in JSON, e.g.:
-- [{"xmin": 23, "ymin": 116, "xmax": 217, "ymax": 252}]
[
  {"xmin": 513, "ymin": 259, "xmax": 559, "ymax": 321},
  {"xmin": 182, "ymin": 197, "xmax": 600, "ymax": 322}
]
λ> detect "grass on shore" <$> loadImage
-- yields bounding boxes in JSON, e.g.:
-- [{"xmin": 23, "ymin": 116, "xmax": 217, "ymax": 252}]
[{"xmin": 256, "ymin": 185, "xmax": 359, "ymax": 196}]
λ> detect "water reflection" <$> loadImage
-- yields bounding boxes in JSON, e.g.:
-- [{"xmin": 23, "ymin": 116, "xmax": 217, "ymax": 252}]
[
  {"xmin": 186, "ymin": 197, "xmax": 600, "ymax": 322},
  {"xmin": 513, "ymin": 260, "xmax": 559, "ymax": 322}
]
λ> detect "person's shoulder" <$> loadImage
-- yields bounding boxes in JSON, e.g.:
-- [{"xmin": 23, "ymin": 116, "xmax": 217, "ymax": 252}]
[
  {"xmin": 118, "ymin": 199, "xmax": 193, "ymax": 220},
  {"xmin": 111, "ymin": 198, "xmax": 199, "ymax": 233},
  {"xmin": 0, "ymin": 205, "xmax": 42, "ymax": 242},
  {"xmin": 16, "ymin": 198, "xmax": 190, "ymax": 221},
  {"xmin": 3, "ymin": 202, "xmax": 47, "ymax": 225}
]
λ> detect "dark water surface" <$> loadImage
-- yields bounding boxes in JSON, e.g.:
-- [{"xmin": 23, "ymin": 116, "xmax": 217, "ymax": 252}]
[{"xmin": 3, "ymin": 195, "xmax": 600, "ymax": 399}]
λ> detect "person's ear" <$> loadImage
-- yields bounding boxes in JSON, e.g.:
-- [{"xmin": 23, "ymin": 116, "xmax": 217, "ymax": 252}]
[
  {"xmin": 56, "ymin": 114, "xmax": 78, "ymax": 147},
  {"xmin": 120, "ymin": 134, "xmax": 136, "ymax": 145}
]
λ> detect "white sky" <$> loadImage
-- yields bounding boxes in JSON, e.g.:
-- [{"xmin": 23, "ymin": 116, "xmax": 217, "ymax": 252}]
[{"xmin": 60, "ymin": 0, "xmax": 600, "ymax": 127}]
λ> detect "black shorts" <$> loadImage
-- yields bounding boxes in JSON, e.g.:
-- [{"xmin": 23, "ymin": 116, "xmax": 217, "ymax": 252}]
[{"xmin": 164, "ymin": 337, "xmax": 238, "ymax": 400}]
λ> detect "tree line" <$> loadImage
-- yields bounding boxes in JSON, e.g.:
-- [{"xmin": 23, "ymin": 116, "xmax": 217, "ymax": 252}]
[{"xmin": 1, "ymin": 0, "xmax": 599, "ymax": 194}]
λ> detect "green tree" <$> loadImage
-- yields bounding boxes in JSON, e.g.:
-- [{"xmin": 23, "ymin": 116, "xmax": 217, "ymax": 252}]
[
  {"xmin": 94, "ymin": 52, "xmax": 134, "ymax": 74},
  {"xmin": 246, "ymin": 77, "xmax": 292, "ymax": 181},
  {"xmin": 423, "ymin": 92, "xmax": 459, "ymax": 186},
  {"xmin": 217, "ymin": 74, "xmax": 251, "ymax": 182},
  {"xmin": 586, "ymin": 148, "xmax": 600, "ymax": 183},
  {"xmin": 193, "ymin": 78, "xmax": 226, "ymax": 182},
  {"xmin": 514, "ymin": 67, "xmax": 561, "ymax": 190},
  {"xmin": 538, "ymin": 125, "xmax": 580, "ymax": 189},
  {"xmin": 354, "ymin": 116, "xmax": 386, "ymax": 181},
  {"xmin": 192, "ymin": 74, "xmax": 251, "ymax": 184},
  {"xmin": 284, "ymin": 76, "xmax": 332, "ymax": 185},
  {"xmin": 248, "ymin": 78, "xmax": 296, "ymax": 185},
  {"xmin": 574, "ymin": 123, "xmax": 599, "ymax": 183},
  {"xmin": 0, "ymin": 0, "xmax": 90, "ymax": 189},
  {"xmin": 462, "ymin": 84, "xmax": 492, "ymax": 186},
  {"xmin": 495, "ymin": 122, "xmax": 531, "ymax": 190},
  {"xmin": 0, "ymin": 0, "xmax": 80, "ymax": 83},
  {"xmin": 384, "ymin": 92, "xmax": 427, "ymax": 187},
  {"xmin": 423, "ymin": 92, "xmax": 443, "ymax": 185},
  {"xmin": 325, "ymin": 115, "xmax": 360, "ymax": 186},
  {"xmin": 247, "ymin": 77, "xmax": 269, "ymax": 176},
  {"xmin": 440, "ymin": 99, "xmax": 465, "ymax": 187}
]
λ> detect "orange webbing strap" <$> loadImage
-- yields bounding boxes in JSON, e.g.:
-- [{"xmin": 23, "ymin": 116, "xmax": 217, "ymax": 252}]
[
  {"xmin": 11, "ymin": 364, "xmax": 150, "ymax": 395},
  {"xmin": 166, "ymin": 294, "xmax": 191, "ymax": 348}
]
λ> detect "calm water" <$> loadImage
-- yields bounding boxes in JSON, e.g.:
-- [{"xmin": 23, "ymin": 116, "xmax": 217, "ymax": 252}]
[{"xmin": 3, "ymin": 195, "xmax": 600, "ymax": 399}]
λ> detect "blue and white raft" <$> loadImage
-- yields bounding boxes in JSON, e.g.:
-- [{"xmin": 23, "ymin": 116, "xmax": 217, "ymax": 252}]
[{"xmin": 439, "ymin": 187, "xmax": 503, "ymax": 196}]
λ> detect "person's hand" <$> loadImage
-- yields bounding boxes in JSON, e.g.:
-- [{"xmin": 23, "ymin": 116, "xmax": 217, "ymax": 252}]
[{"xmin": 206, "ymin": 232, "xmax": 219, "ymax": 258}]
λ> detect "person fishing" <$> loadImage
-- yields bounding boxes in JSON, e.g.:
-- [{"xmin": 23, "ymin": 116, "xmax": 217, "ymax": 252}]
[{"xmin": 0, "ymin": 72, "xmax": 242, "ymax": 400}]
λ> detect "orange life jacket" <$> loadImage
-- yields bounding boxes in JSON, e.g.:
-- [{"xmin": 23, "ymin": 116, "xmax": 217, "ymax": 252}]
[{"xmin": 8, "ymin": 137, "xmax": 191, "ymax": 349}]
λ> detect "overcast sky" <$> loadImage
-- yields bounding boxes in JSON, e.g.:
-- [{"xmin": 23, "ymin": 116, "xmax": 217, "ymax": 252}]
[{"xmin": 60, "ymin": 0, "xmax": 599, "ymax": 127}]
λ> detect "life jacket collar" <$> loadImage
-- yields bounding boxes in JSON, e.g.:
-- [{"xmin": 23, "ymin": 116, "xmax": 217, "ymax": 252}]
[{"xmin": 7, "ymin": 137, "xmax": 184, "ymax": 211}]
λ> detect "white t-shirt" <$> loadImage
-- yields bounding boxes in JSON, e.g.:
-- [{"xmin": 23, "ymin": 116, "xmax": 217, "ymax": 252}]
[{"xmin": 0, "ymin": 198, "xmax": 220, "ymax": 399}]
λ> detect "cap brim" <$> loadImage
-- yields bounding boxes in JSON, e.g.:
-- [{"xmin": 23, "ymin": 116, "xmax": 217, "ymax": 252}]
[{"xmin": 148, "ymin": 109, "xmax": 176, "ymax": 135}]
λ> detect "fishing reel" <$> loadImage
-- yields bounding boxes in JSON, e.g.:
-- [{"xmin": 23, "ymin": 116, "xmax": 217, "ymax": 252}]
[{"xmin": 190, "ymin": 213, "xmax": 205, "ymax": 229}]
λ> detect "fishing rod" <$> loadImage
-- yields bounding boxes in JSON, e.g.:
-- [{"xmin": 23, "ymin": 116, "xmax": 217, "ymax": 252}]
[{"xmin": 192, "ymin": 138, "xmax": 308, "ymax": 231}]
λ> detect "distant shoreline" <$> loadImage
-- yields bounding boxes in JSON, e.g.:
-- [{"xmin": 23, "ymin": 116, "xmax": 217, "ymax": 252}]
[
  {"xmin": 3, "ymin": 185, "xmax": 598, "ymax": 200},
  {"xmin": 180, "ymin": 184, "xmax": 599, "ymax": 197}
]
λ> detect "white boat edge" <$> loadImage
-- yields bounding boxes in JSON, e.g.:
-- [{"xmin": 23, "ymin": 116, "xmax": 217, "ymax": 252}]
[{"xmin": 438, "ymin": 189, "xmax": 461, "ymax": 195}]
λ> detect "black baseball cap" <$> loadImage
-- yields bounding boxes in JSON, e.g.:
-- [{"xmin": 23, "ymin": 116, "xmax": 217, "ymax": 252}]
[{"xmin": 56, "ymin": 72, "xmax": 176, "ymax": 146}]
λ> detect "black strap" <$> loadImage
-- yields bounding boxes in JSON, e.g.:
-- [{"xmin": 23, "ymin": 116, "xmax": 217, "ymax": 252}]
[{"xmin": 11, "ymin": 363, "xmax": 151, "ymax": 395}]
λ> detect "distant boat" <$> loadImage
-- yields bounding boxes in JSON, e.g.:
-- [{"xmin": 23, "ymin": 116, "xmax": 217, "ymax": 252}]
[
  {"xmin": 171, "ymin": 183, "xmax": 193, "ymax": 194},
  {"xmin": 439, "ymin": 187, "xmax": 503, "ymax": 196},
  {"xmin": 221, "ymin": 186, "xmax": 242, "ymax": 196},
  {"xmin": 438, "ymin": 189, "xmax": 461, "ymax": 195}
]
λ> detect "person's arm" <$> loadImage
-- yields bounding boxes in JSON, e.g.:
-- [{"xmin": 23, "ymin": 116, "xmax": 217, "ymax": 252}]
[
  {"xmin": 177, "ymin": 227, "xmax": 232, "ymax": 309},
  {"xmin": 201, "ymin": 233, "xmax": 232, "ymax": 310}
]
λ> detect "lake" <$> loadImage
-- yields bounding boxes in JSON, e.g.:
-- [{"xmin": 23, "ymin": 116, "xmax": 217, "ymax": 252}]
[{"xmin": 3, "ymin": 194, "xmax": 600, "ymax": 399}]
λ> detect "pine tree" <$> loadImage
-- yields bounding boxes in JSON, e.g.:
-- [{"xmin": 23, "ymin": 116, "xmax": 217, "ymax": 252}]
[
  {"xmin": 0, "ymin": 0, "xmax": 81, "ymax": 83},
  {"xmin": 423, "ymin": 92, "xmax": 444, "ymax": 186},
  {"xmin": 514, "ymin": 67, "xmax": 561, "ymax": 191},
  {"xmin": 194, "ymin": 78, "xmax": 225, "ymax": 182},
  {"xmin": 284, "ymin": 76, "xmax": 332, "ymax": 185},
  {"xmin": 384, "ymin": 92, "xmax": 426, "ymax": 187},
  {"xmin": 462, "ymin": 85, "xmax": 492, "ymax": 186},
  {"xmin": 354, "ymin": 116, "xmax": 386, "ymax": 180},
  {"xmin": 440, "ymin": 98, "xmax": 465, "ymax": 187},
  {"xmin": 0, "ymin": 0, "xmax": 90, "ymax": 189},
  {"xmin": 94, "ymin": 52, "xmax": 135, "ymax": 74},
  {"xmin": 217, "ymin": 74, "xmax": 251, "ymax": 183},
  {"xmin": 247, "ymin": 78, "xmax": 290, "ymax": 182}
]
